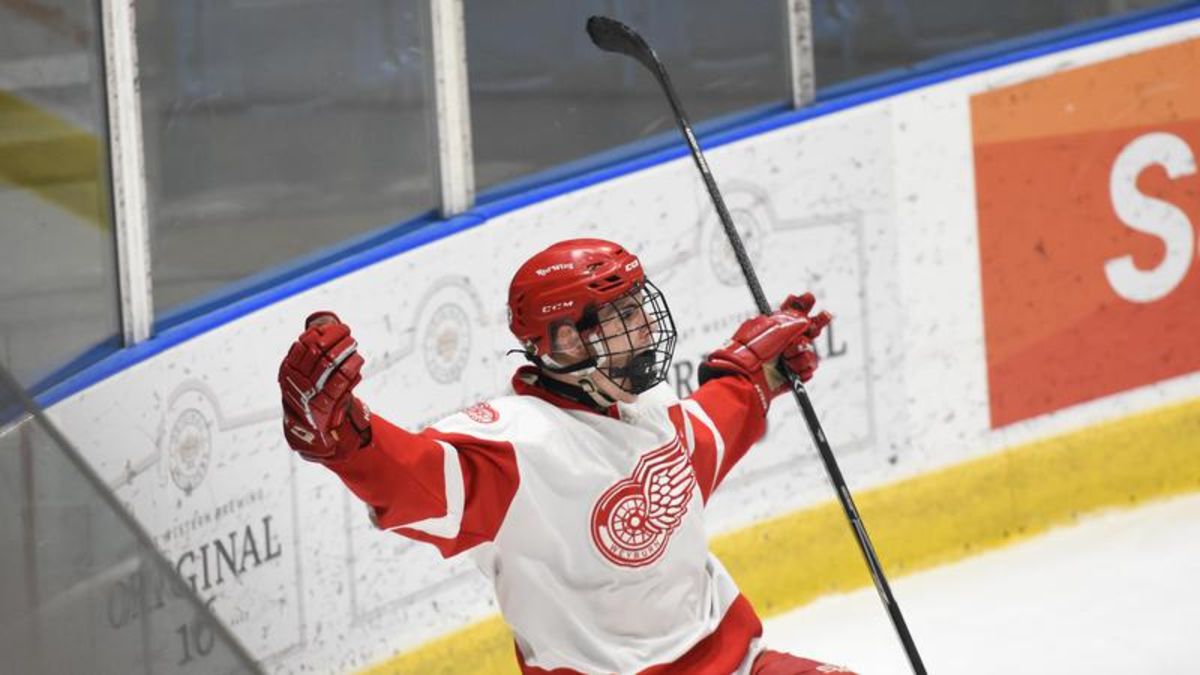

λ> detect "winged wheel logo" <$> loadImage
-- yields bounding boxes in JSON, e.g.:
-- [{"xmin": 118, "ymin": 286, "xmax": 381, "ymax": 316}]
[{"xmin": 590, "ymin": 437, "xmax": 695, "ymax": 567}]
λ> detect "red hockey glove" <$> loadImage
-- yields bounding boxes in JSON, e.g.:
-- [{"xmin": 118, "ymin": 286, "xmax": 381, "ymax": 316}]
[
  {"xmin": 278, "ymin": 311, "xmax": 372, "ymax": 462},
  {"xmin": 699, "ymin": 293, "xmax": 832, "ymax": 413}
]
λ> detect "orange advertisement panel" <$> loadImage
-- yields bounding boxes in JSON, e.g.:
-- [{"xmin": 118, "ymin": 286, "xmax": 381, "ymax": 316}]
[{"xmin": 972, "ymin": 38, "xmax": 1200, "ymax": 428}]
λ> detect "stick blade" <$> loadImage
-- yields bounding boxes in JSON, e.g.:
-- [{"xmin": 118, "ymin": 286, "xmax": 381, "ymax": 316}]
[{"xmin": 586, "ymin": 16, "xmax": 655, "ymax": 71}]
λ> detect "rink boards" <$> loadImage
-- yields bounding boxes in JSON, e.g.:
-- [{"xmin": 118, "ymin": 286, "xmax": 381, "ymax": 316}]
[{"xmin": 42, "ymin": 11, "xmax": 1200, "ymax": 674}]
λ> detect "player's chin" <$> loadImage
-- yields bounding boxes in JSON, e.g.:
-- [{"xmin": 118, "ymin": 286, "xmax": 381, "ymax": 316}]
[
  {"xmin": 597, "ymin": 372, "xmax": 639, "ymax": 404},
  {"xmin": 615, "ymin": 390, "xmax": 639, "ymax": 404}
]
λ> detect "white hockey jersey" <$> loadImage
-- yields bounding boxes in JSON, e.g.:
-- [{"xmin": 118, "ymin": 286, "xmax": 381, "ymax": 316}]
[{"xmin": 326, "ymin": 366, "xmax": 773, "ymax": 674}]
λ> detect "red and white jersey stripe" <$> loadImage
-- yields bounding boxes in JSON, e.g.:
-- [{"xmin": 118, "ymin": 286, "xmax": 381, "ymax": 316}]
[{"xmin": 323, "ymin": 366, "xmax": 770, "ymax": 673}]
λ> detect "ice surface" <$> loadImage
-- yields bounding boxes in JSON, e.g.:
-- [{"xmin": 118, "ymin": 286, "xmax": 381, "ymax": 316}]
[{"xmin": 763, "ymin": 493, "xmax": 1200, "ymax": 674}]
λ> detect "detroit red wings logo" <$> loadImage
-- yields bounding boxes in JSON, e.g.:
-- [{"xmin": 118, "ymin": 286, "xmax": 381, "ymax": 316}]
[{"xmin": 590, "ymin": 437, "xmax": 696, "ymax": 567}]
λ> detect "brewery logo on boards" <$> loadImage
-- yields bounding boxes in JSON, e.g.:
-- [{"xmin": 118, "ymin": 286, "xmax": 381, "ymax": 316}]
[
  {"xmin": 406, "ymin": 277, "xmax": 488, "ymax": 386},
  {"xmin": 151, "ymin": 378, "xmax": 305, "ymax": 658},
  {"xmin": 168, "ymin": 407, "xmax": 211, "ymax": 495},
  {"xmin": 422, "ymin": 302, "xmax": 472, "ymax": 384},
  {"xmin": 707, "ymin": 201, "xmax": 767, "ymax": 287}
]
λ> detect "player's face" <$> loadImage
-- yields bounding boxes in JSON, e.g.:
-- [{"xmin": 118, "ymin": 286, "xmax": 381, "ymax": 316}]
[
  {"xmin": 593, "ymin": 292, "xmax": 654, "ymax": 363},
  {"xmin": 548, "ymin": 295, "xmax": 651, "ymax": 368},
  {"xmin": 543, "ymin": 281, "xmax": 674, "ymax": 402},
  {"xmin": 546, "ymin": 319, "xmax": 640, "ymax": 404}
]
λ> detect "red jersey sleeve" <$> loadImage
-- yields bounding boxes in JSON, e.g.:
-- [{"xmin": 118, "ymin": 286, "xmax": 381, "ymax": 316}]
[
  {"xmin": 320, "ymin": 413, "xmax": 519, "ymax": 558},
  {"xmin": 668, "ymin": 376, "xmax": 768, "ymax": 503}
]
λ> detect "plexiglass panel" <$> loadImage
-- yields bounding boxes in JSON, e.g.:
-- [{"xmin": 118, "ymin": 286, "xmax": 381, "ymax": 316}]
[
  {"xmin": 812, "ymin": 0, "xmax": 1182, "ymax": 88},
  {"xmin": 467, "ymin": 0, "xmax": 791, "ymax": 193},
  {"xmin": 137, "ymin": 0, "xmax": 438, "ymax": 316},
  {"xmin": 0, "ymin": 0, "xmax": 121, "ymax": 389},
  {"xmin": 0, "ymin": 365, "xmax": 260, "ymax": 674}
]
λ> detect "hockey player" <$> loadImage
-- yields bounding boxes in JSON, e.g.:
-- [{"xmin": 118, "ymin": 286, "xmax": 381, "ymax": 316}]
[{"xmin": 278, "ymin": 239, "xmax": 855, "ymax": 674}]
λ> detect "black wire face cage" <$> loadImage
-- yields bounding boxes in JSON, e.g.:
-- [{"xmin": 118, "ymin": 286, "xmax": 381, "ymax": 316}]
[{"xmin": 579, "ymin": 280, "xmax": 677, "ymax": 395}]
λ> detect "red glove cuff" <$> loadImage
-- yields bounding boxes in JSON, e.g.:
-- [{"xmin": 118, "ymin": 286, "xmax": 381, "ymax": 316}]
[
  {"xmin": 699, "ymin": 296, "xmax": 832, "ymax": 414},
  {"xmin": 283, "ymin": 396, "xmax": 372, "ymax": 463},
  {"xmin": 700, "ymin": 313, "xmax": 812, "ymax": 415}
]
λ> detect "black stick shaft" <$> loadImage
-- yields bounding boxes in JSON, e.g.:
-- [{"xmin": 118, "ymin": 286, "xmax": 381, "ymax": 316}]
[{"xmin": 587, "ymin": 16, "xmax": 927, "ymax": 675}]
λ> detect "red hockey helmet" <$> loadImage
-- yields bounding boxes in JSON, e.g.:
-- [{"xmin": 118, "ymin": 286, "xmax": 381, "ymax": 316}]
[{"xmin": 507, "ymin": 239, "xmax": 676, "ymax": 394}]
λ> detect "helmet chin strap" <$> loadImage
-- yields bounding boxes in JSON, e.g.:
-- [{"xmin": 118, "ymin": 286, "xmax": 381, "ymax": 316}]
[
  {"xmin": 524, "ymin": 362, "xmax": 619, "ymax": 411},
  {"xmin": 577, "ymin": 374, "xmax": 620, "ymax": 408},
  {"xmin": 577, "ymin": 338, "xmax": 630, "ymax": 406},
  {"xmin": 520, "ymin": 322, "xmax": 646, "ymax": 408},
  {"xmin": 514, "ymin": 347, "xmax": 619, "ymax": 409}
]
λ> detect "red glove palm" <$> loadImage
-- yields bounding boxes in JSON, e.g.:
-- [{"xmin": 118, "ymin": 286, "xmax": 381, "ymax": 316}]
[
  {"xmin": 700, "ymin": 293, "xmax": 832, "ymax": 414},
  {"xmin": 278, "ymin": 312, "xmax": 371, "ymax": 462}
]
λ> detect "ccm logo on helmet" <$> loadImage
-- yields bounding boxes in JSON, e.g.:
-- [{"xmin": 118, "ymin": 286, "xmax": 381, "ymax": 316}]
[
  {"xmin": 541, "ymin": 300, "xmax": 575, "ymax": 314},
  {"xmin": 625, "ymin": 260, "xmax": 640, "ymax": 272},
  {"xmin": 535, "ymin": 263, "xmax": 575, "ymax": 277}
]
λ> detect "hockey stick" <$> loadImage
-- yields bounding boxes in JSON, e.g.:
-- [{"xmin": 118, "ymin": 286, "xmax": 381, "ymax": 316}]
[{"xmin": 586, "ymin": 16, "xmax": 927, "ymax": 675}]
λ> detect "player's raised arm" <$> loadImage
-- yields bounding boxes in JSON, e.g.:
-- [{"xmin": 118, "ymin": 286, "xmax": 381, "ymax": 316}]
[
  {"xmin": 277, "ymin": 313, "xmax": 518, "ymax": 558},
  {"xmin": 674, "ymin": 293, "xmax": 831, "ymax": 499}
]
